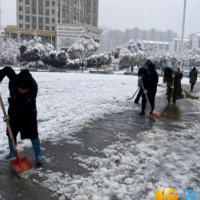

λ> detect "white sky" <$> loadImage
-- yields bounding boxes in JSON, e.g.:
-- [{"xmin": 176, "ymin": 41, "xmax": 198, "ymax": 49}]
[{"xmin": 1, "ymin": 0, "xmax": 200, "ymax": 37}]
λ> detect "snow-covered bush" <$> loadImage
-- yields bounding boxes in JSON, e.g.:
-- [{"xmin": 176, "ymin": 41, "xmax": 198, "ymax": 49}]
[
  {"xmin": 87, "ymin": 53, "xmax": 110, "ymax": 71},
  {"xmin": 41, "ymin": 50, "xmax": 67, "ymax": 69}
]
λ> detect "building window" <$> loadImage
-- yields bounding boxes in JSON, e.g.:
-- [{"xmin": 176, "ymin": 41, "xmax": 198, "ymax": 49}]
[
  {"xmin": 26, "ymin": 16, "xmax": 30, "ymax": 22},
  {"xmin": 32, "ymin": 8, "xmax": 36, "ymax": 14},
  {"xmin": 52, "ymin": 9, "xmax": 55, "ymax": 15},
  {"xmin": 52, "ymin": 1, "xmax": 55, "ymax": 6},
  {"xmin": 32, "ymin": 25, "xmax": 37, "ymax": 29},
  {"xmin": 25, "ymin": 0, "xmax": 29, "ymax": 5},
  {"xmin": 45, "ymin": 17, "xmax": 49, "ymax": 24},
  {"xmin": 19, "ymin": 6, "xmax": 23, "ymax": 11},
  {"xmin": 39, "ymin": 25, "xmax": 43, "ymax": 30},
  {"xmin": 45, "ymin": 26, "xmax": 49, "ymax": 30},
  {"xmin": 39, "ymin": 8, "xmax": 43, "ymax": 15},
  {"xmin": 52, "ymin": 18, "xmax": 55, "ymax": 23},
  {"xmin": 19, "ymin": 24, "xmax": 23, "ymax": 28},
  {"xmin": 25, "ymin": 7, "xmax": 30, "ymax": 14},
  {"xmin": 45, "ymin": 1, "xmax": 49, "ymax": 7},
  {"xmin": 26, "ymin": 24, "xmax": 30, "ymax": 29},
  {"xmin": 32, "ymin": 16, "xmax": 36, "ymax": 22},
  {"xmin": 19, "ymin": 15, "xmax": 23, "ymax": 20},
  {"xmin": 52, "ymin": 27, "xmax": 55, "ymax": 31},
  {"xmin": 19, "ymin": 0, "xmax": 23, "ymax": 2},
  {"xmin": 45, "ymin": 9, "xmax": 49, "ymax": 16},
  {"xmin": 39, "ymin": 17, "xmax": 43, "ymax": 23}
]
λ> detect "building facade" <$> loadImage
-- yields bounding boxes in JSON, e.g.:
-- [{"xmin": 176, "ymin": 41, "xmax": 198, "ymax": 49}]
[
  {"xmin": 191, "ymin": 34, "xmax": 200, "ymax": 49},
  {"xmin": 5, "ymin": 0, "xmax": 101, "ymax": 49},
  {"xmin": 143, "ymin": 40, "xmax": 169, "ymax": 56},
  {"xmin": 123, "ymin": 27, "xmax": 177, "ymax": 44},
  {"xmin": 98, "ymin": 29, "xmax": 123, "ymax": 53},
  {"xmin": 169, "ymin": 38, "xmax": 190, "ymax": 53}
]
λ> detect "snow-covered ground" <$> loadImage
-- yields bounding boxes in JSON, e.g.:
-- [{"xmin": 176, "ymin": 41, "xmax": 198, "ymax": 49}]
[{"xmin": 0, "ymin": 71, "xmax": 198, "ymax": 200}]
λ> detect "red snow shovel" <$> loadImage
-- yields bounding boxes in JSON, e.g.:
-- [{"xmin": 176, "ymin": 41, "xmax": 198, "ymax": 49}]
[
  {"xmin": 140, "ymin": 80, "xmax": 159, "ymax": 121},
  {"xmin": 0, "ymin": 94, "xmax": 32, "ymax": 174}
]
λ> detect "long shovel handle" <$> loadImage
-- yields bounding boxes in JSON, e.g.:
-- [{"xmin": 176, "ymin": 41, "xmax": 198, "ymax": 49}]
[
  {"xmin": 170, "ymin": 74, "xmax": 175, "ymax": 104},
  {"xmin": 0, "ymin": 93, "xmax": 20, "ymax": 160},
  {"xmin": 127, "ymin": 88, "xmax": 139, "ymax": 100},
  {"xmin": 140, "ymin": 80, "xmax": 153, "ymax": 112}
]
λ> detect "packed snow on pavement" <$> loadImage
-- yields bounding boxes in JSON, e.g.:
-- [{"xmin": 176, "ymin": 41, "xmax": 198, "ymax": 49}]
[{"xmin": 0, "ymin": 71, "xmax": 199, "ymax": 200}]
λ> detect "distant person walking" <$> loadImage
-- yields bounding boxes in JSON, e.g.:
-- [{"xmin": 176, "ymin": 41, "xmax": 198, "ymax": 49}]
[{"xmin": 189, "ymin": 67, "xmax": 198, "ymax": 92}]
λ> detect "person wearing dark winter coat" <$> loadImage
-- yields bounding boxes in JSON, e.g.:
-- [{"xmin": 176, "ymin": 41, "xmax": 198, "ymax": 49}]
[
  {"xmin": 134, "ymin": 59, "xmax": 152, "ymax": 105},
  {"xmin": 163, "ymin": 67, "xmax": 183, "ymax": 104},
  {"xmin": 0, "ymin": 66, "xmax": 42, "ymax": 163},
  {"xmin": 189, "ymin": 67, "xmax": 198, "ymax": 92},
  {"xmin": 139, "ymin": 63, "xmax": 158, "ymax": 115}
]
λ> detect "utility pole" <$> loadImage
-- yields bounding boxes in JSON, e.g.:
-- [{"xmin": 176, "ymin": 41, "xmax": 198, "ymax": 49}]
[
  {"xmin": 180, "ymin": 0, "xmax": 187, "ymax": 70},
  {"xmin": 0, "ymin": 0, "xmax": 2, "ymax": 66},
  {"xmin": 0, "ymin": 0, "xmax": 1, "ymax": 32}
]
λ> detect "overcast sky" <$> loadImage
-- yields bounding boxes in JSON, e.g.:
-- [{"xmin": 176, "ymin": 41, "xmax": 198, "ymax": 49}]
[{"xmin": 1, "ymin": 0, "xmax": 200, "ymax": 37}]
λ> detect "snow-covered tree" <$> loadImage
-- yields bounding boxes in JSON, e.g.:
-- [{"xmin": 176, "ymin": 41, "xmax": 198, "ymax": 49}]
[
  {"xmin": 0, "ymin": 32, "xmax": 20, "ymax": 66},
  {"xmin": 112, "ymin": 39, "xmax": 146, "ymax": 72},
  {"xmin": 67, "ymin": 37, "xmax": 100, "ymax": 72},
  {"xmin": 18, "ymin": 34, "xmax": 56, "ymax": 68}
]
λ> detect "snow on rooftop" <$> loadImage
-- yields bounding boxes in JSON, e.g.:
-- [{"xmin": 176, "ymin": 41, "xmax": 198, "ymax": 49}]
[
  {"xmin": 143, "ymin": 40, "xmax": 169, "ymax": 45},
  {"xmin": 173, "ymin": 38, "xmax": 190, "ymax": 42}
]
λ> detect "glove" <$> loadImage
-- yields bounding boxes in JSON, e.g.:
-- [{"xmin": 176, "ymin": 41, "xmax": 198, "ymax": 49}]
[
  {"xmin": 138, "ymin": 76, "xmax": 142, "ymax": 80},
  {"xmin": 144, "ymin": 90, "xmax": 148, "ymax": 94},
  {"xmin": 171, "ymin": 86, "xmax": 174, "ymax": 89},
  {"xmin": 172, "ymin": 74, "xmax": 175, "ymax": 78}
]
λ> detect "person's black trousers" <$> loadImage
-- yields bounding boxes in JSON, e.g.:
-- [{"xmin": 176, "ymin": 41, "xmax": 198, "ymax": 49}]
[
  {"xmin": 134, "ymin": 87, "xmax": 143, "ymax": 103},
  {"xmin": 141, "ymin": 92, "xmax": 156, "ymax": 112},
  {"xmin": 191, "ymin": 83, "xmax": 195, "ymax": 91}
]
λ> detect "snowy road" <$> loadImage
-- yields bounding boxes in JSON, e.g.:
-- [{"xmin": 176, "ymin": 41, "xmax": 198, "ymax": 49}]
[{"xmin": 0, "ymin": 71, "xmax": 198, "ymax": 200}]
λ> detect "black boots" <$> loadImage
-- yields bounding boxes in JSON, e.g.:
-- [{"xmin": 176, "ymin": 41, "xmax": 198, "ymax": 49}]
[{"xmin": 139, "ymin": 111, "xmax": 145, "ymax": 115}]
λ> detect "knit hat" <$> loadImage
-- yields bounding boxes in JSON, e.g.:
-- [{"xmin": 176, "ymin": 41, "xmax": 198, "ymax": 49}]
[{"xmin": 17, "ymin": 69, "xmax": 32, "ymax": 89}]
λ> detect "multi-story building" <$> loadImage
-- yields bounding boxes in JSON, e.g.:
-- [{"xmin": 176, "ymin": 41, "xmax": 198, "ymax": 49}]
[
  {"xmin": 143, "ymin": 40, "xmax": 169, "ymax": 56},
  {"xmin": 123, "ymin": 29, "xmax": 134, "ymax": 44},
  {"xmin": 86, "ymin": 0, "xmax": 99, "ymax": 27},
  {"xmin": 98, "ymin": 29, "xmax": 123, "ymax": 53},
  {"xmin": 191, "ymin": 33, "xmax": 200, "ymax": 49},
  {"xmin": 169, "ymin": 38, "xmax": 190, "ymax": 53},
  {"xmin": 4, "ymin": 0, "xmax": 102, "ymax": 50}
]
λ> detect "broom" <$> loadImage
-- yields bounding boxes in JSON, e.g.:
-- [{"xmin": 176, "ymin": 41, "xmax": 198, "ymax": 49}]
[
  {"xmin": 183, "ymin": 90, "xmax": 199, "ymax": 100},
  {"xmin": 161, "ymin": 73, "xmax": 182, "ymax": 119}
]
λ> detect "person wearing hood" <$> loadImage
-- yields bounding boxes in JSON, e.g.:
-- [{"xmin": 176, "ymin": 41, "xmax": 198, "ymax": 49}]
[
  {"xmin": 189, "ymin": 67, "xmax": 198, "ymax": 92},
  {"xmin": 163, "ymin": 67, "xmax": 183, "ymax": 104},
  {"xmin": 134, "ymin": 59, "xmax": 152, "ymax": 105},
  {"xmin": 139, "ymin": 63, "xmax": 158, "ymax": 115},
  {"xmin": 0, "ymin": 66, "xmax": 42, "ymax": 163}
]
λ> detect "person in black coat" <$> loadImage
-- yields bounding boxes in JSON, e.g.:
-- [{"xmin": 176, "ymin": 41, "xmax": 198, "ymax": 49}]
[
  {"xmin": 139, "ymin": 63, "xmax": 158, "ymax": 115},
  {"xmin": 134, "ymin": 59, "xmax": 152, "ymax": 105},
  {"xmin": 0, "ymin": 66, "xmax": 42, "ymax": 163}
]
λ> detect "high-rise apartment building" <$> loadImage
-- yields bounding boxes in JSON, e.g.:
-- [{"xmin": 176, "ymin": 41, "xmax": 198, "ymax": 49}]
[
  {"xmin": 5, "ymin": 0, "xmax": 101, "ymax": 49},
  {"xmin": 98, "ymin": 29, "xmax": 123, "ymax": 53},
  {"xmin": 86, "ymin": 0, "xmax": 99, "ymax": 27}
]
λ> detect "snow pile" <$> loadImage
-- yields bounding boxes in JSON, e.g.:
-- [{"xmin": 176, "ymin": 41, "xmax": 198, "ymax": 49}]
[{"xmin": 33, "ymin": 114, "xmax": 200, "ymax": 200}]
